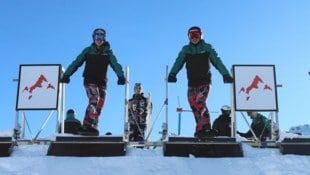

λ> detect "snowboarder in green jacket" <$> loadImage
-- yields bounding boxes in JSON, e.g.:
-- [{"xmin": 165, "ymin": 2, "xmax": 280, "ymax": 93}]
[
  {"xmin": 167, "ymin": 26, "xmax": 233, "ymax": 138},
  {"xmin": 61, "ymin": 28, "xmax": 126, "ymax": 136}
]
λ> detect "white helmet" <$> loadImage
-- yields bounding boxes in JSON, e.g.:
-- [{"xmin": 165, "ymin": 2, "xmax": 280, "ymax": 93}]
[{"xmin": 221, "ymin": 105, "xmax": 231, "ymax": 111}]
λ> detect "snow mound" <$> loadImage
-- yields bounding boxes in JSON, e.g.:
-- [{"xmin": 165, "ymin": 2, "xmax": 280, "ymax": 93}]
[{"xmin": 289, "ymin": 124, "xmax": 310, "ymax": 136}]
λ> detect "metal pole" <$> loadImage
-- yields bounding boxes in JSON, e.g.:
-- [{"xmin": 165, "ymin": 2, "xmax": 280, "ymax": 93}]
[
  {"xmin": 161, "ymin": 65, "xmax": 169, "ymax": 140},
  {"xmin": 58, "ymin": 79, "xmax": 65, "ymax": 134},
  {"xmin": 13, "ymin": 79, "xmax": 21, "ymax": 139},
  {"xmin": 241, "ymin": 112, "xmax": 259, "ymax": 141},
  {"xmin": 61, "ymin": 82, "xmax": 65, "ymax": 133},
  {"xmin": 270, "ymin": 112, "xmax": 279, "ymax": 141},
  {"xmin": 177, "ymin": 96, "xmax": 181, "ymax": 135},
  {"xmin": 22, "ymin": 112, "xmax": 31, "ymax": 139},
  {"xmin": 146, "ymin": 92, "xmax": 152, "ymax": 141},
  {"xmin": 166, "ymin": 65, "xmax": 168, "ymax": 126},
  {"xmin": 229, "ymin": 67, "xmax": 236, "ymax": 137},
  {"xmin": 275, "ymin": 111, "xmax": 279, "ymax": 139},
  {"xmin": 272, "ymin": 84, "xmax": 282, "ymax": 141},
  {"xmin": 231, "ymin": 80, "xmax": 235, "ymax": 137},
  {"xmin": 34, "ymin": 111, "xmax": 54, "ymax": 140},
  {"xmin": 145, "ymin": 100, "xmax": 166, "ymax": 141},
  {"xmin": 124, "ymin": 66, "xmax": 130, "ymax": 141},
  {"xmin": 178, "ymin": 113, "xmax": 181, "ymax": 135}
]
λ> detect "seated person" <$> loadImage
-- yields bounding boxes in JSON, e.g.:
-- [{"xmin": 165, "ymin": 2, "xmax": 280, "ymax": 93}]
[
  {"xmin": 59, "ymin": 109, "xmax": 82, "ymax": 134},
  {"xmin": 212, "ymin": 105, "xmax": 231, "ymax": 137},
  {"xmin": 237, "ymin": 111, "xmax": 271, "ymax": 141}
]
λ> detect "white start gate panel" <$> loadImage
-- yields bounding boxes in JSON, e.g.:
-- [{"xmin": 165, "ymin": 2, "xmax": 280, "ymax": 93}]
[
  {"xmin": 16, "ymin": 64, "xmax": 61, "ymax": 110},
  {"xmin": 232, "ymin": 65, "xmax": 278, "ymax": 111}
]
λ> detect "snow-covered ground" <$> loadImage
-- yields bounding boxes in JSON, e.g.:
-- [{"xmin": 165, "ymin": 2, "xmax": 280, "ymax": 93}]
[{"xmin": 1, "ymin": 126, "xmax": 310, "ymax": 175}]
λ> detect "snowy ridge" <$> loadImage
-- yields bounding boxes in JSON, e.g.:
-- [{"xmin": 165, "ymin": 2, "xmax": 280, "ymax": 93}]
[
  {"xmin": 289, "ymin": 124, "xmax": 310, "ymax": 136},
  {"xmin": 1, "ymin": 137, "xmax": 310, "ymax": 175},
  {"xmin": 1, "ymin": 127, "xmax": 310, "ymax": 175}
]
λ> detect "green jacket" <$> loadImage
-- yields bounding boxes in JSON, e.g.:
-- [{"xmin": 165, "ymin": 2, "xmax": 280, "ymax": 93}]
[
  {"xmin": 169, "ymin": 39, "xmax": 230, "ymax": 86},
  {"xmin": 65, "ymin": 113, "xmax": 81, "ymax": 124},
  {"xmin": 63, "ymin": 42, "xmax": 124, "ymax": 86},
  {"xmin": 251, "ymin": 113, "xmax": 271, "ymax": 137},
  {"xmin": 240, "ymin": 113, "xmax": 271, "ymax": 140},
  {"xmin": 58, "ymin": 113, "xmax": 81, "ymax": 134}
]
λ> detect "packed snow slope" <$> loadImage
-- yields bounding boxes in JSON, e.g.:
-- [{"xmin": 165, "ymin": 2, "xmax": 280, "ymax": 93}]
[{"xmin": 1, "ymin": 126, "xmax": 310, "ymax": 175}]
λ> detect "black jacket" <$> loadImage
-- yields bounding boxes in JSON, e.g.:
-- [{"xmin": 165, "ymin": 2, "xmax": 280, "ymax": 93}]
[
  {"xmin": 63, "ymin": 42, "xmax": 124, "ymax": 86},
  {"xmin": 212, "ymin": 114, "xmax": 231, "ymax": 137}
]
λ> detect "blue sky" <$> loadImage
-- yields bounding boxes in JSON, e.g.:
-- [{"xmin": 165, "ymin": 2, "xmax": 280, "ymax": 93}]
[{"xmin": 1, "ymin": 0, "xmax": 310, "ymax": 139}]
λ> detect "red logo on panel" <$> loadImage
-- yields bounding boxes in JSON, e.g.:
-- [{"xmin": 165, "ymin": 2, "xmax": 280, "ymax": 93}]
[
  {"xmin": 238, "ymin": 75, "xmax": 272, "ymax": 101},
  {"xmin": 22, "ymin": 74, "xmax": 55, "ymax": 100}
]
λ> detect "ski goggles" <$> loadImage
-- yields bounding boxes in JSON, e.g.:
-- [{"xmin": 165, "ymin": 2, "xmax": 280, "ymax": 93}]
[
  {"xmin": 94, "ymin": 34, "xmax": 105, "ymax": 41},
  {"xmin": 188, "ymin": 30, "xmax": 201, "ymax": 39}
]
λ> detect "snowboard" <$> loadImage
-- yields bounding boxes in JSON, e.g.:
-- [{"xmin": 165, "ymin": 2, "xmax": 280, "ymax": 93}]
[
  {"xmin": 76, "ymin": 130, "xmax": 99, "ymax": 136},
  {"xmin": 76, "ymin": 131, "xmax": 112, "ymax": 136},
  {"xmin": 195, "ymin": 129, "xmax": 218, "ymax": 141}
]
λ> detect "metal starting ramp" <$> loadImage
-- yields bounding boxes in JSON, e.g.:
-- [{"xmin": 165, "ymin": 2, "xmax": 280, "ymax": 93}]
[
  {"xmin": 47, "ymin": 136, "xmax": 126, "ymax": 157},
  {"xmin": 280, "ymin": 138, "xmax": 310, "ymax": 155},
  {"xmin": 0, "ymin": 137, "xmax": 14, "ymax": 157},
  {"xmin": 163, "ymin": 136, "xmax": 243, "ymax": 157}
]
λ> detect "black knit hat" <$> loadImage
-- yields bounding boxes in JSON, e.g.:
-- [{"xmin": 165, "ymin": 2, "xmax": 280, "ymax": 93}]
[
  {"xmin": 92, "ymin": 28, "xmax": 106, "ymax": 39},
  {"xmin": 67, "ymin": 109, "xmax": 75, "ymax": 114}
]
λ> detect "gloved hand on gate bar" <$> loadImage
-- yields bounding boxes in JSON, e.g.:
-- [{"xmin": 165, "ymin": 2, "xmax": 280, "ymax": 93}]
[
  {"xmin": 117, "ymin": 76, "xmax": 126, "ymax": 85},
  {"xmin": 60, "ymin": 75, "xmax": 70, "ymax": 83},
  {"xmin": 223, "ymin": 74, "xmax": 234, "ymax": 84},
  {"xmin": 167, "ymin": 75, "xmax": 177, "ymax": 83}
]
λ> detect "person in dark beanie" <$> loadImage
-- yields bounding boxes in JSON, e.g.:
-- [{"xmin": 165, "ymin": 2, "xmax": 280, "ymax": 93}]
[
  {"xmin": 128, "ymin": 83, "xmax": 149, "ymax": 141},
  {"xmin": 59, "ymin": 109, "xmax": 82, "ymax": 134},
  {"xmin": 60, "ymin": 28, "xmax": 126, "ymax": 136},
  {"xmin": 167, "ymin": 26, "xmax": 233, "ymax": 138}
]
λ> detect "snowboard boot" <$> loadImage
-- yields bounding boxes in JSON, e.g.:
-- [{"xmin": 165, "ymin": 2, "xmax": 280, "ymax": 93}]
[
  {"xmin": 194, "ymin": 129, "xmax": 218, "ymax": 141},
  {"xmin": 78, "ymin": 125, "xmax": 99, "ymax": 136},
  {"xmin": 105, "ymin": 132, "xmax": 112, "ymax": 135}
]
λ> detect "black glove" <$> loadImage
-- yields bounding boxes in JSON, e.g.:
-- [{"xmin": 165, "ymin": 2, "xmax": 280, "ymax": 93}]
[
  {"xmin": 223, "ymin": 74, "xmax": 233, "ymax": 84},
  {"xmin": 117, "ymin": 76, "xmax": 126, "ymax": 85},
  {"xmin": 167, "ymin": 75, "xmax": 177, "ymax": 83},
  {"xmin": 60, "ymin": 75, "xmax": 70, "ymax": 83}
]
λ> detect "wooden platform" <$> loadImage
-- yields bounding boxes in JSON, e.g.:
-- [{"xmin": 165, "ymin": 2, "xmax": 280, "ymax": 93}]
[
  {"xmin": 47, "ymin": 136, "xmax": 126, "ymax": 157},
  {"xmin": 0, "ymin": 137, "xmax": 14, "ymax": 157},
  {"xmin": 163, "ymin": 136, "xmax": 243, "ymax": 157},
  {"xmin": 280, "ymin": 138, "xmax": 310, "ymax": 155}
]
